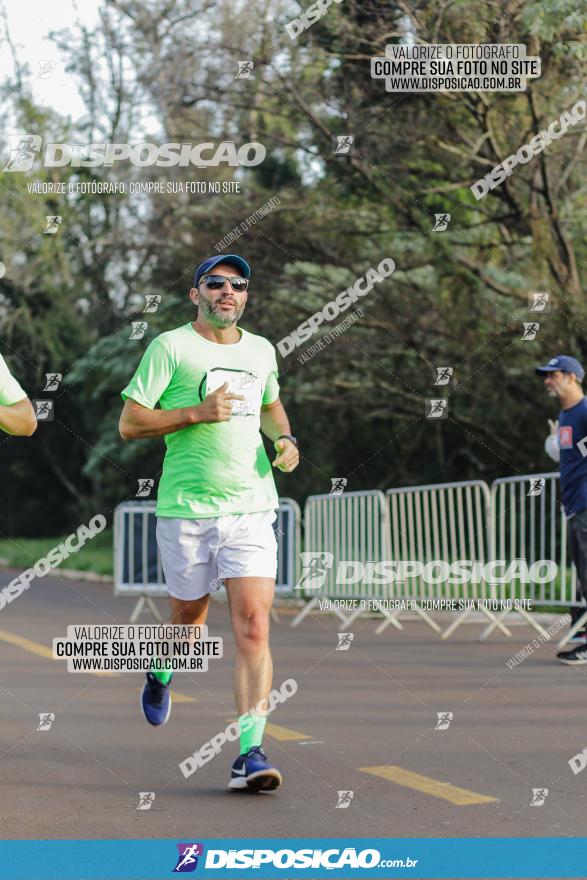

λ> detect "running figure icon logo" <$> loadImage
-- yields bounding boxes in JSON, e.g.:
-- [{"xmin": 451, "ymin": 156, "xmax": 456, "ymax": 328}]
[
  {"xmin": 426, "ymin": 399, "xmax": 448, "ymax": 419},
  {"xmin": 434, "ymin": 367, "xmax": 453, "ymax": 386},
  {"xmin": 2, "ymin": 134, "xmax": 41, "ymax": 172},
  {"xmin": 336, "ymin": 790, "xmax": 354, "ymax": 808},
  {"xmin": 173, "ymin": 843, "xmax": 204, "ymax": 872},
  {"xmin": 432, "ymin": 213, "xmax": 451, "ymax": 231},
  {"xmin": 235, "ymin": 60, "xmax": 254, "ymax": 79},
  {"xmin": 130, "ymin": 321, "xmax": 148, "ymax": 340},
  {"xmin": 37, "ymin": 713, "xmax": 55, "ymax": 731},
  {"xmin": 529, "ymin": 292, "xmax": 550, "ymax": 313},
  {"xmin": 43, "ymin": 373, "xmax": 62, "ymax": 392},
  {"xmin": 43, "ymin": 215, "xmax": 62, "ymax": 234},
  {"xmin": 33, "ymin": 400, "xmax": 54, "ymax": 421},
  {"xmin": 527, "ymin": 479, "xmax": 545, "ymax": 497},
  {"xmin": 136, "ymin": 792, "xmax": 155, "ymax": 811},
  {"xmin": 435, "ymin": 711, "xmax": 453, "ymax": 730},
  {"xmin": 530, "ymin": 788, "xmax": 548, "ymax": 806},
  {"xmin": 330, "ymin": 477, "xmax": 347, "ymax": 496},
  {"xmin": 143, "ymin": 295, "xmax": 162, "ymax": 313},
  {"xmin": 294, "ymin": 552, "xmax": 334, "ymax": 591},
  {"xmin": 332, "ymin": 135, "xmax": 355, "ymax": 155},
  {"xmin": 521, "ymin": 322, "xmax": 539, "ymax": 341}
]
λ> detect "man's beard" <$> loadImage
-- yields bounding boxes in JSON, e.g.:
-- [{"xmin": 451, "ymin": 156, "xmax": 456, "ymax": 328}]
[{"xmin": 199, "ymin": 293, "xmax": 245, "ymax": 328}]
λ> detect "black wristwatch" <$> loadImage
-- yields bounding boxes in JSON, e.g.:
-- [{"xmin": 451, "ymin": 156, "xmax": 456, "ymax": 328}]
[{"xmin": 276, "ymin": 434, "xmax": 298, "ymax": 448}]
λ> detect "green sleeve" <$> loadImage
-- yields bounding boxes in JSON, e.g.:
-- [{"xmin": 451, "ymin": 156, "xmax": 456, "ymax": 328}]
[
  {"xmin": 121, "ymin": 338, "xmax": 175, "ymax": 409},
  {"xmin": 0, "ymin": 355, "xmax": 26, "ymax": 406},
  {"xmin": 262, "ymin": 345, "xmax": 280, "ymax": 405}
]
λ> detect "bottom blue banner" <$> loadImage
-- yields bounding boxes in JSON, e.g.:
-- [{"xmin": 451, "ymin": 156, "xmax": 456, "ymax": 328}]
[{"xmin": 0, "ymin": 837, "xmax": 585, "ymax": 879}]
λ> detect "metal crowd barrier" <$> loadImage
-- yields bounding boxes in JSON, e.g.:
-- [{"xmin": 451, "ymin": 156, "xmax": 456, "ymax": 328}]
[
  {"xmin": 386, "ymin": 481, "xmax": 495, "ymax": 637},
  {"xmin": 292, "ymin": 475, "xmax": 581, "ymax": 642},
  {"xmin": 115, "ymin": 475, "xmax": 583, "ymax": 642},
  {"xmin": 481, "ymin": 473, "xmax": 584, "ymax": 646},
  {"xmin": 114, "ymin": 498, "xmax": 302, "ymax": 621},
  {"xmin": 291, "ymin": 490, "xmax": 390, "ymax": 628}
]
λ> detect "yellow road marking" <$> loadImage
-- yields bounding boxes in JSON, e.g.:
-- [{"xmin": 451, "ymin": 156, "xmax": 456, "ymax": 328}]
[
  {"xmin": 360, "ymin": 765, "xmax": 499, "ymax": 806},
  {"xmin": 225, "ymin": 719, "xmax": 311, "ymax": 741},
  {"xmin": 265, "ymin": 722, "xmax": 311, "ymax": 741},
  {"xmin": 170, "ymin": 690, "xmax": 196, "ymax": 703},
  {"xmin": 0, "ymin": 628, "xmax": 116, "ymax": 677}
]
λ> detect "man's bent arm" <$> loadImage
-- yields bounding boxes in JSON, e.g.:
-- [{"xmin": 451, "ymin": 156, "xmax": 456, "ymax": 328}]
[
  {"xmin": 0, "ymin": 398, "xmax": 37, "ymax": 436},
  {"xmin": 119, "ymin": 399, "xmax": 197, "ymax": 440},
  {"xmin": 260, "ymin": 399, "xmax": 292, "ymax": 441}
]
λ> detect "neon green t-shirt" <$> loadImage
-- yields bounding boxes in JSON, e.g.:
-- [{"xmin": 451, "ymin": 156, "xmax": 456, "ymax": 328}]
[
  {"xmin": 121, "ymin": 323, "xmax": 280, "ymax": 519},
  {"xmin": 0, "ymin": 355, "xmax": 26, "ymax": 406}
]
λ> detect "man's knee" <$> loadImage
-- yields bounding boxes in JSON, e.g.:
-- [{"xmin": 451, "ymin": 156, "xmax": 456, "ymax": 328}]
[{"xmin": 235, "ymin": 609, "xmax": 270, "ymax": 649}]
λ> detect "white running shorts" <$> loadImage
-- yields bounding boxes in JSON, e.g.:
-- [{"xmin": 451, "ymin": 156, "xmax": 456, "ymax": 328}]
[{"xmin": 156, "ymin": 510, "xmax": 278, "ymax": 601}]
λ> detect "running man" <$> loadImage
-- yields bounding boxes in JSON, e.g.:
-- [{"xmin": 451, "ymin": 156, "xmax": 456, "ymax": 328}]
[
  {"xmin": 0, "ymin": 354, "xmax": 37, "ymax": 436},
  {"xmin": 119, "ymin": 254, "xmax": 299, "ymax": 791},
  {"xmin": 537, "ymin": 355, "xmax": 587, "ymax": 664}
]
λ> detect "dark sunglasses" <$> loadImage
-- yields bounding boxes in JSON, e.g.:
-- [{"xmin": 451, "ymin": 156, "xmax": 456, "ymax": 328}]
[{"xmin": 201, "ymin": 274, "xmax": 249, "ymax": 292}]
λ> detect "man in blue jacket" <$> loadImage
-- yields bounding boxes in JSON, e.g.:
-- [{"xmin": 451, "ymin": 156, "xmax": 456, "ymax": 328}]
[{"xmin": 537, "ymin": 355, "xmax": 587, "ymax": 664}]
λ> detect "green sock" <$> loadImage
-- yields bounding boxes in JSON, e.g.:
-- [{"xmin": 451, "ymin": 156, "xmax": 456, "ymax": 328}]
[
  {"xmin": 150, "ymin": 659, "xmax": 173, "ymax": 685},
  {"xmin": 239, "ymin": 712, "xmax": 267, "ymax": 754}
]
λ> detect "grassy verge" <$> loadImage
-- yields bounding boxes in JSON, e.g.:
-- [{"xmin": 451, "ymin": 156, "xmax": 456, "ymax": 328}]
[{"xmin": 0, "ymin": 529, "xmax": 113, "ymax": 577}]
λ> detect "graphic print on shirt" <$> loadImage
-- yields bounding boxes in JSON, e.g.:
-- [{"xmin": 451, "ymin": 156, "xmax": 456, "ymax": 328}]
[
  {"xmin": 559, "ymin": 425, "xmax": 573, "ymax": 449},
  {"xmin": 199, "ymin": 367, "xmax": 262, "ymax": 417}
]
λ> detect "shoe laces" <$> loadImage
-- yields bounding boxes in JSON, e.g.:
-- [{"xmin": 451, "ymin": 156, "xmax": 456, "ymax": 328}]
[{"xmin": 148, "ymin": 674, "xmax": 168, "ymax": 705}]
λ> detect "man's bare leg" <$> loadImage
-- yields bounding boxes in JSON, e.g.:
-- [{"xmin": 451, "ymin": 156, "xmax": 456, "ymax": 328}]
[
  {"xmin": 226, "ymin": 577, "xmax": 274, "ymax": 715},
  {"xmin": 169, "ymin": 595, "xmax": 210, "ymax": 626},
  {"xmin": 142, "ymin": 595, "xmax": 210, "ymax": 727},
  {"xmin": 225, "ymin": 576, "xmax": 281, "ymax": 790}
]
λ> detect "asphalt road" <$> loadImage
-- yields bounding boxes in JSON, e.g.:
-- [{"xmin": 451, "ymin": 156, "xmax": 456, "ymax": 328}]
[{"xmin": 1, "ymin": 568, "xmax": 585, "ymax": 876}]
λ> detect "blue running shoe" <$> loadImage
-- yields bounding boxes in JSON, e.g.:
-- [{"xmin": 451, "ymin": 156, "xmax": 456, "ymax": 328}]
[
  {"xmin": 228, "ymin": 746, "xmax": 282, "ymax": 792},
  {"xmin": 140, "ymin": 672, "xmax": 172, "ymax": 726}
]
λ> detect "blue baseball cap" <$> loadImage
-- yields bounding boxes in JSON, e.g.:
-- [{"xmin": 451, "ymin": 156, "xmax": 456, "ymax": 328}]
[
  {"xmin": 535, "ymin": 355, "xmax": 585, "ymax": 382},
  {"xmin": 193, "ymin": 254, "xmax": 251, "ymax": 288}
]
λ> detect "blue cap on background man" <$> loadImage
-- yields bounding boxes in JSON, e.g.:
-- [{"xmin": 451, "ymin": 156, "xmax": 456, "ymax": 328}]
[
  {"xmin": 193, "ymin": 254, "xmax": 251, "ymax": 288},
  {"xmin": 535, "ymin": 355, "xmax": 585, "ymax": 382}
]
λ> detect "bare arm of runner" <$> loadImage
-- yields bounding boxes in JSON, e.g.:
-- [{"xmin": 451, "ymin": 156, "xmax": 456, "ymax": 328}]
[
  {"xmin": 0, "ymin": 398, "xmax": 37, "ymax": 436},
  {"xmin": 260, "ymin": 398, "xmax": 299, "ymax": 472},
  {"xmin": 119, "ymin": 382, "xmax": 244, "ymax": 440}
]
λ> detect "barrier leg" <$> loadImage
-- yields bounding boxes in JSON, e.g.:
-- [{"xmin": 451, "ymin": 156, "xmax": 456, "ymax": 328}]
[
  {"xmin": 375, "ymin": 608, "xmax": 403, "ymax": 634},
  {"xmin": 441, "ymin": 608, "xmax": 473, "ymax": 639},
  {"xmin": 412, "ymin": 605, "xmax": 442, "ymax": 633},
  {"xmin": 477, "ymin": 608, "xmax": 512, "ymax": 639},
  {"xmin": 444, "ymin": 606, "xmax": 512, "ymax": 640},
  {"xmin": 129, "ymin": 594, "xmax": 163, "ymax": 623},
  {"xmin": 556, "ymin": 609, "xmax": 587, "ymax": 650},
  {"xmin": 514, "ymin": 607, "xmax": 548, "ymax": 634},
  {"xmin": 291, "ymin": 595, "xmax": 321, "ymax": 627},
  {"xmin": 478, "ymin": 608, "xmax": 520, "ymax": 641},
  {"xmin": 337, "ymin": 607, "xmax": 365, "ymax": 629}
]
